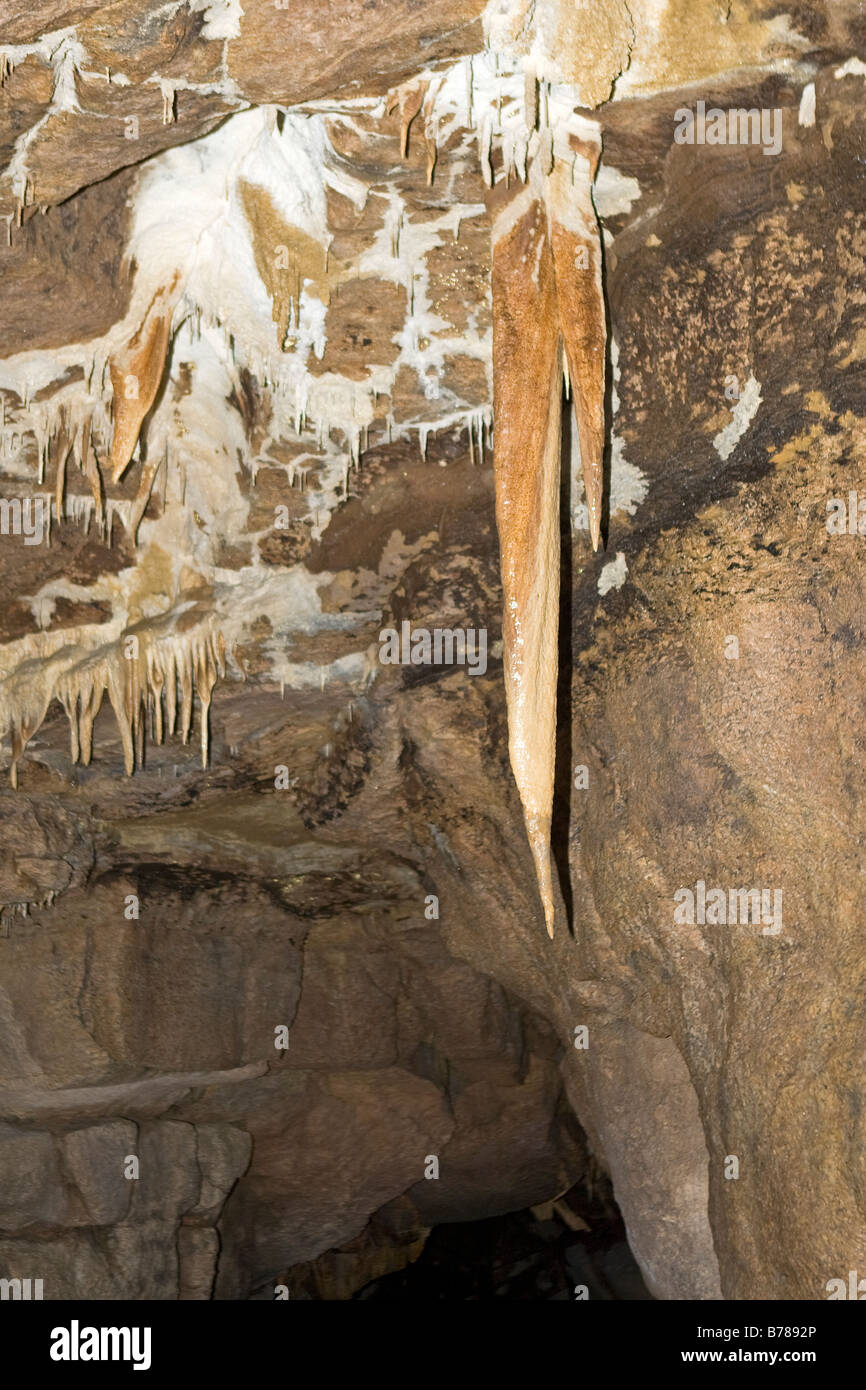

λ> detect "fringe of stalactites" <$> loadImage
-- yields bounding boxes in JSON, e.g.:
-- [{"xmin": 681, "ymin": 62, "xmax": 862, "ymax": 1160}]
[
  {"xmin": 384, "ymin": 52, "xmax": 589, "ymax": 196},
  {"xmin": 3, "ymin": 621, "xmax": 226, "ymax": 787},
  {"xmin": 0, "ymin": 388, "xmax": 117, "ymax": 536}
]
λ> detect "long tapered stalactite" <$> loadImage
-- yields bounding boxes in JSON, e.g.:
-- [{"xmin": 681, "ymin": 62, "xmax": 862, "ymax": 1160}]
[
  {"xmin": 492, "ymin": 143, "xmax": 606, "ymax": 936},
  {"xmin": 492, "ymin": 188, "xmax": 563, "ymax": 937}
]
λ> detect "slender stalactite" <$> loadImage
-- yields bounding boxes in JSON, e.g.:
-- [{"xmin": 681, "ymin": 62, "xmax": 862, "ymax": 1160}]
[
  {"xmin": 491, "ymin": 140, "xmax": 606, "ymax": 936},
  {"xmin": 547, "ymin": 144, "xmax": 606, "ymax": 552},
  {"xmin": 492, "ymin": 187, "xmax": 563, "ymax": 937}
]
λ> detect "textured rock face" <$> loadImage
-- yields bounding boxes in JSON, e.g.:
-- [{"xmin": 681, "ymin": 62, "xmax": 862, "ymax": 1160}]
[{"xmin": 1, "ymin": 0, "xmax": 865, "ymax": 1300}]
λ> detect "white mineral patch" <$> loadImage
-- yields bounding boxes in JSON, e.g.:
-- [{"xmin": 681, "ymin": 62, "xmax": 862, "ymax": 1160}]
[
  {"xmin": 272, "ymin": 652, "xmax": 371, "ymax": 694},
  {"xmin": 611, "ymin": 335, "xmax": 622, "ymax": 416},
  {"xmin": 798, "ymin": 82, "xmax": 816, "ymax": 126},
  {"xmin": 3, "ymin": 29, "xmax": 89, "ymax": 202},
  {"xmin": 572, "ymin": 431, "xmax": 648, "ymax": 532},
  {"xmin": 713, "ymin": 374, "xmax": 762, "ymax": 461},
  {"xmin": 598, "ymin": 552, "xmax": 627, "ymax": 596},
  {"xmin": 572, "ymin": 337, "xmax": 648, "ymax": 532},
  {"xmin": 834, "ymin": 58, "xmax": 866, "ymax": 79},
  {"xmin": 189, "ymin": 0, "xmax": 244, "ymax": 42},
  {"xmin": 138, "ymin": 319, "xmax": 251, "ymax": 576},
  {"xmin": 357, "ymin": 188, "xmax": 489, "ymax": 417},
  {"xmin": 211, "ymin": 565, "xmax": 368, "ymax": 640},
  {"xmin": 413, "ymin": 49, "xmax": 603, "ymax": 192},
  {"xmin": 0, "ymin": 105, "xmax": 435, "ymax": 547},
  {"xmin": 593, "ymin": 165, "xmax": 641, "ymax": 219}
]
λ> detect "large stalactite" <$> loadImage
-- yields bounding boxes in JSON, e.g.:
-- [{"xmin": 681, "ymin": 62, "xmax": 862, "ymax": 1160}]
[
  {"xmin": 492, "ymin": 186, "xmax": 563, "ymax": 935},
  {"xmin": 491, "ymin": 128, "xmax": 606, "ymax": 935}
]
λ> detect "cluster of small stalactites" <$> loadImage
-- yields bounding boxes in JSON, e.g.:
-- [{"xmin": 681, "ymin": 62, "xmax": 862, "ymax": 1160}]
[
  {"xmin": 0, "ymin": 378, "xmax": 118, "ymax": 537},
  {"xmin": 0, "ymin": 34, "xmax": 546, "ymax": 790},
  {"xmin": 1, "ymin": 616, "xmax": 226, "ymax": 788}
]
